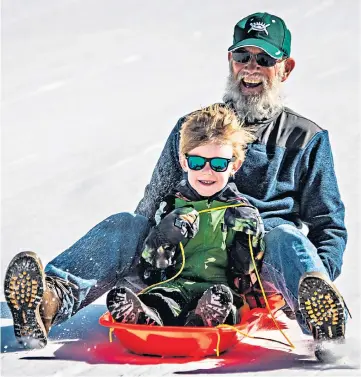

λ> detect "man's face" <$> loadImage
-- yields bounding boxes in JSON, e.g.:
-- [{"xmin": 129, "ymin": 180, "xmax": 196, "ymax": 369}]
[
  {"xmin": 224, "ymin": 46, "xmax": 294, "ymax": 122},
  {"xmin": 230, "ymin": 46, "xmax": 285, "ymax": 96}
]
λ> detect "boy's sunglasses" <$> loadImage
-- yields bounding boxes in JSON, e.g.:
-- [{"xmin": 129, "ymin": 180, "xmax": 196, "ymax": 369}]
[
  {"xmin": 185, "ymin": 154, "xmax": 235, "ymax": 172},
  {"xmin": 232, "ymin": 48, "xmax": 279, "ymax": 67}
]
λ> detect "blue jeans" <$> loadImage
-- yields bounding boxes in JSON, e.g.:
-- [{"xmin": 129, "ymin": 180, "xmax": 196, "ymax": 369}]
[
  {"xmin": 45, "ymin": 216, "xmax": 327, "ymax": 334},
  {"xmin": 260, "ymin": 224, "xmax": 330, "ymax": 334},
  {"xmin": 45, "ymin": 212, "xmax": 151, "ymax": 325}
]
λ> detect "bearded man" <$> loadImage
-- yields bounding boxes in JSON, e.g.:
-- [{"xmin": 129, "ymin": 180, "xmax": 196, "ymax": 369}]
[{"xmin": 4, "ymin": 12, "xmax": 349, "ymax": 362}]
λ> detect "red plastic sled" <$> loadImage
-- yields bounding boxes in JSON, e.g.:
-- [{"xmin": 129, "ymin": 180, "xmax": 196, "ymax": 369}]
[{"xmin": 99, "ymin": 294, "xmax": 286, "ymax": 358}]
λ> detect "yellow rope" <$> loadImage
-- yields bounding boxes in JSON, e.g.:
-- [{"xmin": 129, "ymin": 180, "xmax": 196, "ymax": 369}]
[
  {"xmin": 215, "ymin": 324, "xmax": 256, "ymax": 357},
  {"xmin": 138, "ymin": 241, "xmax": 186, "ymax": 295},
  {"xmin": 108, "ymin": 203, "xmax": 295, "ymax": 355},
  {"xmin": 212, "ymin": 233, "xmax": 295, "ymax": 356},
  {"xmin": 138, "ymin": 203, "xmax": 246, "ymax": 295},
  {"xmin": 198, "ymin": 203, "xmax": 247, "ymax": 214},
  {"xmin": 247, "ymin": 234, "xmax": 295, "ymax": 349},
  {"xmin": 109, "ymin": 327, "xmax": 114, "ymax": 342},
  {"xmin": 109, "ymin": 205, "xmax": 245, "ymax": 344}
]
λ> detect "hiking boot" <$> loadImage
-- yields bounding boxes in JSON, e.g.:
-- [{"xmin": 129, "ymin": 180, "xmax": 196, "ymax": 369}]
[
  {"xmin": 298, "ymin": 271, "xmax": 351, "ymax": 362},
  {"xmin": 40, "ymin": 275, "xmax": 74, "ymax": 333},
  {"xmin": 4, "ymin": 251, "xmax": 69, "ymax": 349},
  {"xmin": 106, "ymin": 286, "xmax": 163, "ymax": 326},
  {"xmin": 185, "ymin": 284, "xmax": 233, "ymax": 327}
]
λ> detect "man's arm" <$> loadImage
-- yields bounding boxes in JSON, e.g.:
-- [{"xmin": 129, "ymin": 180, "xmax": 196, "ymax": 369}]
[
  {"xmin": 299, "ymin": 130, "xmax": 347, "ymax": 281},
  {"xmin": 135, "ymin": 118, "xmax": 185, "ymax": 221}
]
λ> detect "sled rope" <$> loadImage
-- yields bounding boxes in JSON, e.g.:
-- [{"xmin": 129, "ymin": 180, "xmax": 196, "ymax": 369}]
[
  {"xmin": 214, "ymin": 233, "xmax": 295, "ymax": 356},
  {"xmin": 109, "ymin": 327, "xmax": 114, "ymax": 342},
  {"xmin": 246, "ymin": 233, "xmax": 295, "ymax": 348},
  {"xmin": 109, "ymin": 204, "xmax": 295, "ymax": 353},
  {"xmin": 138, "ymin": 203, "xmax": 248, "ymax": 295}
]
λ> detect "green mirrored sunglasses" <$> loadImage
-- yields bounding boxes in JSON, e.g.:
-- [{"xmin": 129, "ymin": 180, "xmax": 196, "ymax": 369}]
[{"xmin": 185, "ymin": 154, "xmax": 235, "ymax": 172}]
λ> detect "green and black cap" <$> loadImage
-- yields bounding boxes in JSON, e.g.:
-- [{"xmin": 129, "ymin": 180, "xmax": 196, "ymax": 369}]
[{"xmin": 228, "ymin": 12, "xmax": 291, "ymax": 59}]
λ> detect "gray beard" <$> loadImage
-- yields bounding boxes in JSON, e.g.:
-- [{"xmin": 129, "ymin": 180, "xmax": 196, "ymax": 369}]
[{"xmin": 223, "ymin": 65, "xmax": 285, "ymax": 123}]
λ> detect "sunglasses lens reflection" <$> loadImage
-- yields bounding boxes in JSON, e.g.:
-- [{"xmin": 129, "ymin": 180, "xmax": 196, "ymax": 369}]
[{"xmin": 187, "ymin": 156, "xmax": 230, "ymax": 172}]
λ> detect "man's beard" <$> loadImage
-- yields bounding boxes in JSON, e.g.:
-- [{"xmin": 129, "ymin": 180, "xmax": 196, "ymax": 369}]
[{"xmin": 223, "ymin": 63, "xmax": 285, "ymax": 123}]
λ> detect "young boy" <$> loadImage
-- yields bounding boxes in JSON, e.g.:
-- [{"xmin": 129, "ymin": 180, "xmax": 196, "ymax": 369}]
[{"xmin": 107, "ymin": 104, "xmax": 265, "ymax": 327}]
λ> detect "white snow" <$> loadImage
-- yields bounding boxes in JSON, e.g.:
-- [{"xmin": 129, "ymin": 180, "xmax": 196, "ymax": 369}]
[{"xmin": 1, "ymin": 0, "xmax": 360, "ymax": 375}]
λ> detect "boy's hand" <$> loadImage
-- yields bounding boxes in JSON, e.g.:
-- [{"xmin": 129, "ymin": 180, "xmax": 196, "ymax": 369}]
[
  {"xmin": 225, "ymin": 206, "xmax": 264, "ymax": 238},
  {"xmin": 141, "ymin": 243, "xmax": 176, "ymax": 269},
  {"xmin": 141, "ymin": 207, "xmax": 199, "ymax": 268},
  {"xmin": 157, "ymin": 207, "xmax": 200, "ymax": 245}
]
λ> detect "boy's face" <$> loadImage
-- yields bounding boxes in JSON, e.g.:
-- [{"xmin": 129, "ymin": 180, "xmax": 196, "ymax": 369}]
[{"xmin": 180, "ymin": 143, "xmax": 241, "ymax": 197}]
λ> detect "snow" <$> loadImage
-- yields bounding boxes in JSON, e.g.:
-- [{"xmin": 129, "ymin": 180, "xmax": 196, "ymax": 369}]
[{"xmin": 1, "ymin": 0, "xmax": 360, "ymax": 375}]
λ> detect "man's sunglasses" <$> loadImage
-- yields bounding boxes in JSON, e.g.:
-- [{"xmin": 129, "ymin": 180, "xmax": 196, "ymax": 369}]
[
  {"xmin": 185, "ymin": 154, "xmax": 235, "ymax": 172},
  {"xmin": 232, "ymin": 48, "xmax": 279, "ymax": 67}
]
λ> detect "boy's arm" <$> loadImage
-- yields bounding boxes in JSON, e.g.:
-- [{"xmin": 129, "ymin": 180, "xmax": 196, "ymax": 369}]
[
  {"xmin": 140, "ymin": 205, "xmax": 200, "ymax": 269},
  {"xmin": 225, "ymin": 202, "xmax": 265, "ymax": 292},
  {"xmin": 137, "ymin": 199, "xmax": 174, "ymax": 285},
  {"xmin": 135, "ymin": 118, "xmax": 185, "ymax": 221},
  {"xmin": 224, "ymin": 201, "xmax": 265, "ymax": 239},
  {"xmin": 138, "ymin": 203, "xmax": 199, "ymax": 285}
]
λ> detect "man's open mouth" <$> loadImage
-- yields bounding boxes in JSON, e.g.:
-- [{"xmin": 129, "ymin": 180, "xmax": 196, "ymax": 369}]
[{"xmin": 241, "ymin": 78, "xmax": 263, "ymax": 88}]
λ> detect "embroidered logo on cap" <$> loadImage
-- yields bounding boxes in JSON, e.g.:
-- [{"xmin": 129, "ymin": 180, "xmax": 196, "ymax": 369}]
[{"xmin": 248, "ymin": 22, "xmax": 270, "ymax": 35}]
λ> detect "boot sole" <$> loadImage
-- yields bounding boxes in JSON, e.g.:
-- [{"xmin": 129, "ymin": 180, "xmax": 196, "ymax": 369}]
[
  {"xmin": 107, "ymin": 287, "xmax": 163, "ymax": 325},
  {"xmin": 4, "ymin": 251, "xmax": 47, "ymax": 349},
  {"xmin": 195, "ymin": 284, "xmax": 233, "ymax": 327},
  {"xmin": 107, "ymin": 287, "xmax": 144, "ymax": 323},
  {"xmin": 298, "ymin": 272, "xmax": 345, "ymax": 360}
]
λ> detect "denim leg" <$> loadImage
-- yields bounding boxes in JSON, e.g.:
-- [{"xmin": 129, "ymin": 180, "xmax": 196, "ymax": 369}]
[
  {"xmin": 44, "ymin": 212, "xmax": 150, "ymax": 325},
  {"xmin": 260, "ymin": 224, "xmax": 330, "ymax": 334}
]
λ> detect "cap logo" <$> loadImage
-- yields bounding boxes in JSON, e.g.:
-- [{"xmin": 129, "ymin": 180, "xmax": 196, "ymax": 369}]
[{"xmin": 248, "ymin": 21, "xmax": 270, "ymax": 35}]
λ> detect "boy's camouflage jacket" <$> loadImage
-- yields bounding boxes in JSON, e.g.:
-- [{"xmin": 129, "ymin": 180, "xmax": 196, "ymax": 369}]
[{"xmin": 139, "ymin": 179, "xmax": 265, "ymax": 294}]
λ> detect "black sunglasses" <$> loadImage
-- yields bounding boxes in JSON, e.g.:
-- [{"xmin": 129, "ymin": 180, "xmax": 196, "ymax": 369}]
[
  {"xmin": 232, "ymin": 48, "xmax": 279, "ymax": 67},
  {"xmin": 185, "ymin": 154, "xmax": 235, "ymax": 172}
]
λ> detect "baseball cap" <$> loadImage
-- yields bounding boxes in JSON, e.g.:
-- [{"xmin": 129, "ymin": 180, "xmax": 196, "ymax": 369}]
[{"xmin": 228, "ymin": 12, "xmax": 291, "ymax": 59}]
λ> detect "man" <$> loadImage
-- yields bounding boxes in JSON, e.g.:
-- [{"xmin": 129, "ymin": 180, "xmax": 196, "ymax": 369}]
[{"xmin": 4, "ymin": 12, "xmax": 349, "ymax": 362}]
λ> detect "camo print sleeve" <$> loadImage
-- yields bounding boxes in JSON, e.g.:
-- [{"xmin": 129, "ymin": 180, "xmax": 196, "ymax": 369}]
[
  {"xmin": 226, "ymin": 203, "xmax": 265, "ymax": 288},
  {"xmin": 140, "ymin": 198, "xmax": 176, "ymax": 267},
  {"xmin": 138, "ymin": 208, "xmax": 178, "ymax": 284},
  {"xmin": 224, "ymin": 204, "xmax": 265, "ymax": 239}
]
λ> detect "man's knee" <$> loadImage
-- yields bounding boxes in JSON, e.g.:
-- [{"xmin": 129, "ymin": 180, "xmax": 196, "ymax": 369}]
[
  {"xmin": 264, "ymin": 223, "xmax": 314, "ymax": 260},
  {"xmin": 105, "ymin": 212, "xmax": 148, "ymax": 227},
  {"xmin": 102, "ymin": 212, "xmax": 150, "ymax": 236},
  {"xmin": 265, "ymin": 224, "xmax": 303, "ymax": 243}
]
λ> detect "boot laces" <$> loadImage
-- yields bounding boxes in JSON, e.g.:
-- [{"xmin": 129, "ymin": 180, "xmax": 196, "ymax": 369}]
[{"xmin": 45, "ymin": 276, "xmax": 79, "ymax": 302}]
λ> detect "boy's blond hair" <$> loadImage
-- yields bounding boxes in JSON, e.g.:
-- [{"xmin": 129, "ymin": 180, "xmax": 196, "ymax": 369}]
[{"xmin": 179, "ymin": 104, "xmax": 255, "ymax": 163}]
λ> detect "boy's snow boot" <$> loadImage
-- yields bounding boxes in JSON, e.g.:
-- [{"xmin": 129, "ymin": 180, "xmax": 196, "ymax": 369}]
[
  {"xmin": 4, "ymin": 251, "xmax": 69, "ymax": 349},
  {"xmin": 107, "ymin": 286, "xmax": 163, "ymax": 326},
  {"xmin": 185, "ymin": 284, "xmax": 234, "ymax": 327},
  {"xmin": 298, "ymin": 271, "xmax": 351, "ymax": 362}
]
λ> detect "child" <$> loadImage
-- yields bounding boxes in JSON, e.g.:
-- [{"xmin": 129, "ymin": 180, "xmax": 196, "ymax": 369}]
[{"xmin": 107, "ymin": 104, "xmax": 265, "ymax": 327}]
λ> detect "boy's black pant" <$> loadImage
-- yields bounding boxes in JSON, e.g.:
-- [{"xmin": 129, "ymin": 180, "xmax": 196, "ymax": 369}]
[{"xmin": 139, "ymin": 278, "xmax": 240, "ymax": 326}]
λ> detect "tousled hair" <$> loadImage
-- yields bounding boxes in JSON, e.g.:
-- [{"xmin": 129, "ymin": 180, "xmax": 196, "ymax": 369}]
[{"xmin": 179, "ymin": 104, "xmax": 255, "ymax": 162}]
